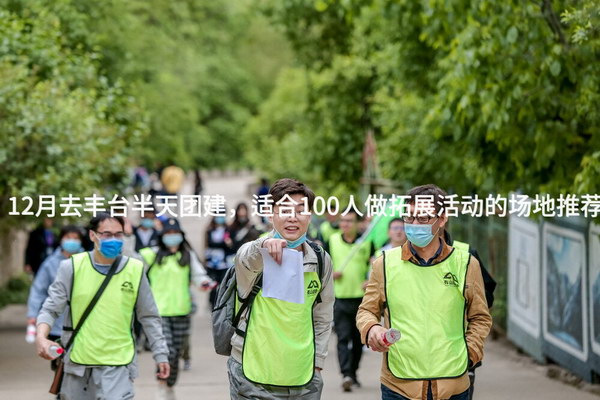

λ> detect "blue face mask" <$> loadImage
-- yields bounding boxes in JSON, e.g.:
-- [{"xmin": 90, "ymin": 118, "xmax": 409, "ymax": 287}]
[
  {"xmin": 215, "ymin": 216, "xmax": 226, "ymax": 225},
  {"xmin": 274, "ymin": 231, "xmax": 307, "ymax": 249},
  {"xmin": 96, "ymin": 236, "xmax": 124, "ymax": 259},
  {"xmin": 140, "ymin": 218, "xmax": 155, "ymax": 229},
  {"xmin": 61, "ymin": 239, "xmax": 81, "ymax": 254},
  {"xmin": 404, "ymin": 222, "xmax": 439, "ymax": 248},
  {"xmin": 162, "ymin": 233, "xmax": 183, "ymax": 247}
]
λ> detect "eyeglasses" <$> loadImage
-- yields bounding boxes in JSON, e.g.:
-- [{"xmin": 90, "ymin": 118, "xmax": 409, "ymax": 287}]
[
  {"xmin": 95, "ymin": 231, "xmax": 125, "ymax": 239},
  {"xmin": 402, "ymin": 216, "xmax": 437, "ymax": 224}
]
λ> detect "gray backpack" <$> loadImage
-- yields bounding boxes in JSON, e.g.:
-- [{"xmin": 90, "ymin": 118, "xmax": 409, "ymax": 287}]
[{"xmin": 211, "ymin": 241, "xmax": 324, "ymax": 356}]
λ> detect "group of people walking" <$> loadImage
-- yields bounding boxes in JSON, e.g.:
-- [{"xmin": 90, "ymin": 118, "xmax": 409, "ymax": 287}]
[{"xmin": 27, "ymin": 178, "xmax": 495, "ymax": 400}]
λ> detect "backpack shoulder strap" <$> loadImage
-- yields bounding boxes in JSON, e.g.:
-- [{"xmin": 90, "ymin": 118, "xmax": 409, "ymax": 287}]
[
  {"xmin": 307, "ymin": 241, "xmax": 324, "ymax": 304},
  {"xmin": 231, "ymin": 273, "xmax": 263, "ymax": 337}
]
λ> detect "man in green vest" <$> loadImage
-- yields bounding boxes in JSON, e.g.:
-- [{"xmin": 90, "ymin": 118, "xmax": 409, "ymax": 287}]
[
  {"xmin": 317, "ymin": 212, "xmax": 339, "ymax": 245},
  {"xmin": 328, "ymin": 210, "xmax": 374, "ymax": 392},
  {"xmin": 357, "ymin": 184, "xmax": 492, "ymax": 400},
  {"xmin": 228, "ymin": 178, "xmax": 335, "ymax": 399},
  {"xmin": 374, "ymin": 218, "xmax": 406, "ymax": 259},
  {"xmin": 35, "ymin": 213, "xmax": 170, "ymax": 399}
]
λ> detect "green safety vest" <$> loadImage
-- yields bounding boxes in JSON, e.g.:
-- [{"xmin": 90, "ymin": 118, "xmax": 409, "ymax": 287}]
[
  {"xmin": 319, "ymin": 221, "xmax": 338, "ymax": 243},
  {"xmin": 453, "ymin": 240, "xmax": 469, "ymax": 252},
  {"xmin": 383, "ymin": 246, "xmax": 470, "ymax": 380},
  {"xmin": 329, "ymin": 232, "xmax": 371, "ymax": 298},
  {"xmin": 140, "ymin": 247, "xmax": 192, "ymax": 317},
  {"xmin": 69, "ymin": 252, "xmax": 143, "ymax": 366},
  {"xmin": 242, "ymin": 270, "xmax": 321, "ymax": 387}
]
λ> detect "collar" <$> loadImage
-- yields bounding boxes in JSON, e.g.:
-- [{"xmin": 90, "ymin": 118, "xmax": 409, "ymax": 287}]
[
  {"xmin": 342, "ymin": 235, "xmax": 359, "ymax": 245},
  {"xmin": 401, "ymin": 238, "xmax": 452, "ymax": 266}
]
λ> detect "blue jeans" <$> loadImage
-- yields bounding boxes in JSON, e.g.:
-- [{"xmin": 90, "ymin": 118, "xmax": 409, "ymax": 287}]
[{"xmin": 381, "ymin": 384, "xmax": 469, "ymax": 400}]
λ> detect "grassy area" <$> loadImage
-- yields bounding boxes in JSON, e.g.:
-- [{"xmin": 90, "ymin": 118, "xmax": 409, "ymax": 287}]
[{"xmin": 0, "ymin": 274, "xmax": 31, "ymax": 309}]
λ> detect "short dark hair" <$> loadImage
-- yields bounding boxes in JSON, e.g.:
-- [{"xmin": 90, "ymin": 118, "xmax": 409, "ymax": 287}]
[
  {"xmin": 58, "ymin": 225, "xmax": 84, "ymax": 242},
  {"xmin": 341, "ymin": 209, "xmax": 362, "ymax": 221},
  {"xmin": 142, "ymin": 208, "xmax": 156, "ymax": 217},
  {"xmin": 388, "ymin": 217, "xmax": 404, "ymax": 228},
  {"xmin": 406, "ymin": 184, "xmax": 448, "ymax": 215},
  {"xmin": 89, "ymin": 213, "xmax": 125, "ymax": 231},
  {"xmin": 269, "ymin": 178, "xmax": 316, "ymax": 211}
]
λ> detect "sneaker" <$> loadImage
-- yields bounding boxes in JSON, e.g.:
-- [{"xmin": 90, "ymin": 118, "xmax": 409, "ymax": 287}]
[
  {"xmin": 165, "ymin": 386, "xmax": 176, "ymax": 400},
  {"xmin": 156, "ymin": 384, "xmax": 168, "ymax": 400},
  {"xmin": 352, "ymin": 377, "xmax": 361, "ymax": 388},
  {"xmin": 183, "ymin": 360, "xmax": 191, "ymax": 371},
  {"xmin": 342, "ymin": 376, "xmax": 353, "ymax": 392}
]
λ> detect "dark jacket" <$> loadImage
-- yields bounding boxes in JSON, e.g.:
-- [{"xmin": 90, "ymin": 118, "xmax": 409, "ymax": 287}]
[
  {"xmin": 25, "ymin": 226, "xmax": 56, "ymax": 275},
  {"xmin": 134, "ymin": 227, "xmax": 160, "ymax": 252},
  {"xmin": 444, "ymin": 231, "xmax": 497, "ymax": 308}
]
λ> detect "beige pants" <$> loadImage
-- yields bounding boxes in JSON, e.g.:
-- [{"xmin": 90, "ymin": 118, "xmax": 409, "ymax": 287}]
[{"xmin": 60, "ymin": 366, "xmax": 134, "ymax": 400}]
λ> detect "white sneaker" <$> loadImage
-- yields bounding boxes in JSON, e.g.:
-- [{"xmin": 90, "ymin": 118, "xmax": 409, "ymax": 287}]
[
  {"xmin": 156, "ymin": 384, "xmax": 168, "ymax": 400},
  {"xmin": 165, "ymin": 386, "xmax": 176, "ymax": 400},
  {"xmin": 156, "ymin": 384, "xmax": 176, "ymax": 400},
  {"xmin": 342, "ymin": 376, "xmax": 353, "ymax": 392}
]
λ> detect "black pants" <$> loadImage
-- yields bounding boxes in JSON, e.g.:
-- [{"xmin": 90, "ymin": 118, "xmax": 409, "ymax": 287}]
[
  {"xmin": 334, "ymin": 298, "xmax": 363, "ymax": 379},
  {"xmin": 468, "ymin": 368, "xmax": 476, "ymax": 399},
  {"xmin": 161, "ymin": 315, "xmax": 191, "ymax": 387}
]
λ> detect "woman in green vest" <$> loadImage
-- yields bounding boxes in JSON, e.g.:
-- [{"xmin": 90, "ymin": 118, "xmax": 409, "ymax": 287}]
[{"xmin": 140, "ymin": 218, "xmax": 213, "ymax": 400}]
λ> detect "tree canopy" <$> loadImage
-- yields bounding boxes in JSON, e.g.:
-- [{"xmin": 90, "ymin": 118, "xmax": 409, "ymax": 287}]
[{"xmin": 247, "ymin": 0, "xmax": 600, "ymax": 197}]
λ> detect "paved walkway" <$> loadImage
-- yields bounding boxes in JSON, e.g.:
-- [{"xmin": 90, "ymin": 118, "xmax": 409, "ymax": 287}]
[
  {"xmin": 2, "ymin": 301, "xmax": 600, "ymax": 399},
  {"xmin": 1, "ymin": 173, "xmax": 599, "ymax": 399}
]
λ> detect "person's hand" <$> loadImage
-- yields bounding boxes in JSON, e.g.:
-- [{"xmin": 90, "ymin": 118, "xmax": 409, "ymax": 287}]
[
  {"xmin": 361, "ymin": 280, "xmax": 369, "ymax": 290},
  {"xmin": 333, "ymin": 271, "xmax": 343, "ymax": 280},
  {"xmin": 199, "ymin": 280, "xmax": 217, "ymax": 292},
  {"xmin": 27, "ymin": 317, "xmax": 36, "ymax": 326},
  {"xmin": 157, "ymin": 362, "xmax": 170, "ymax": 379},
  {"xmin": 35, "ymin": 336, "xmax": 61, "ymax": 360},
  {"xmin": 367, "ymin": 325, "xmax": 390, "ymax": 353},
  {"xmin": 24, "ymin": 264, "xmax": 32, "ymax": 274},
  {"xmin": 262, "ymin": 239, "xmax": 287, "ymax": 264},
  {"xmin": 315, "ymin": 367, "xmax": 322, "ymax": 372}
]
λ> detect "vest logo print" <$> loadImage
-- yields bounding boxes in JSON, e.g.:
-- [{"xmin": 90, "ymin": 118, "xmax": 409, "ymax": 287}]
[
  {"xmin": 121, "ymin": 281, "xmax": 134, "ymax": 293},
  {"xmin": 443, "ymin": 272, "xmax": 459, "ymax": 287},
  {"xmin": 307, "ymin": 280, "xmax": 319, "ymax": 295}
]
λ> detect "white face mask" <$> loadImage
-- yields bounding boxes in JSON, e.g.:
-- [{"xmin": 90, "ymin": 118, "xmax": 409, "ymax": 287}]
[{"xmin": 162, "ymin": 233, "xmax": 183, "ymax": 247}]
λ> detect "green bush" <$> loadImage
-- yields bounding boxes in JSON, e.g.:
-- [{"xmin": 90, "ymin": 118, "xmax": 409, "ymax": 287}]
[{"xmin": 0, "ymin": 274, "xmax": 31, "ymax": 309}]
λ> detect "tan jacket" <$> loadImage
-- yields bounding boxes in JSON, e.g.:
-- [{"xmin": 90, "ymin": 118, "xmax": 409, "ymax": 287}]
[
  {"xmin": 231, "ymin": 236, "xmax": 335, "ymax": 369},
  {"xmin": 356, "ymin": 241, "xmax": 492, "ymax": 400}
]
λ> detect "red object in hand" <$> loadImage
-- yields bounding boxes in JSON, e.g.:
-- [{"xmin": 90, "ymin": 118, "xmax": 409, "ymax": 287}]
[
  {"xmin": 48, "ymin": 345, "xmax": 64, "ymax": 359},
  {"xmin": 201, "ymin": 281, "xmax": 218, "ymax": 290},
  {"xmin": 381, "ymin": 329, "xmax": 401, "ymax": 346}
]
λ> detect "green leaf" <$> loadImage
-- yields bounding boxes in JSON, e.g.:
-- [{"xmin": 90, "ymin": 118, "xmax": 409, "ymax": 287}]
[
  {"xmin": 550, "ymin": 60, "xmax": 561, "ymax": 76},
  {"xmin": 506, "ymin": 26, "xmax": 518, "ymax": 44}
]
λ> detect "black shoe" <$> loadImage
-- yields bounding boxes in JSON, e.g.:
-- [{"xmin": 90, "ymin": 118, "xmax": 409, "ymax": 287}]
[
  {"xmin": 352, "ymin": 377, "xmax": 361, "ymax": 388},
  {"xmin": 342, "ymin": 376, "xmax": 353, "ymax": 392}
]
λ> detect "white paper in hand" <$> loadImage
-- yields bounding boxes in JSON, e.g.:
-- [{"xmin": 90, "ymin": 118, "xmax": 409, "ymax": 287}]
[{"xmin": 260, "ymin": 248, "xmax": 305, "ymax": 304}]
